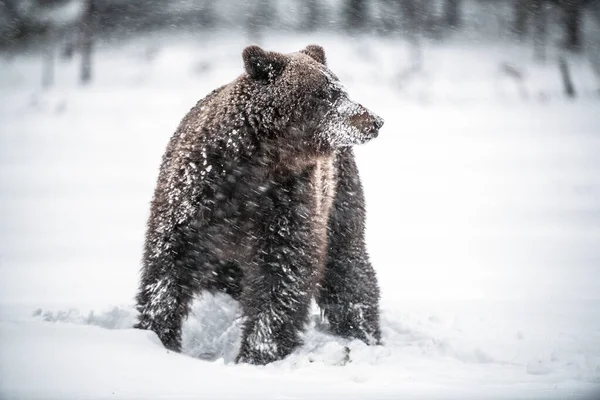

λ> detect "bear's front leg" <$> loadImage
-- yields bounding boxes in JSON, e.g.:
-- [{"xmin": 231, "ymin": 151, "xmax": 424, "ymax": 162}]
[
  {"xmin": 318, "ymin": 148, "xmax": 382, "ymax": 345},
  {"xmin": 135, "ymin": 222, "xmax": 204, "ymax": 352},
  {"xmin": 236, "ymin": 173, "xmax": 319, "ymax": 365},
  {"xmin": 236, "ymin": 262, "xmax": 313, "ymax": 365}
]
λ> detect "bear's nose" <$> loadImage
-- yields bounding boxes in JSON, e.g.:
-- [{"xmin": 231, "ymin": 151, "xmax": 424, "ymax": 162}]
[
  {"xmin": 373, "ymin": 114, "xmax": 384, "ymax": 130},
  {"xmin": 351, "ymin": 111, "xmax": 383, "ymax": 135}
]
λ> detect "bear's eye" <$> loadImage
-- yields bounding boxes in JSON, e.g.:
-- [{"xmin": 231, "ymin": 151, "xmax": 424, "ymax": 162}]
[
  {"xmin": 319, "ymin": 88, "xmax": 341, "ymax": 103},
  {"xmin": 329, "ymin": 89, "xmax": 342, "ymax": 102}
]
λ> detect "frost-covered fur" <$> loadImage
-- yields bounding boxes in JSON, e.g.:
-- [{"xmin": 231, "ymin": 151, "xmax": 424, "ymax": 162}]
[{"xmin": 135, "ymin": 45, "xmax": 383, "ymax": 365}]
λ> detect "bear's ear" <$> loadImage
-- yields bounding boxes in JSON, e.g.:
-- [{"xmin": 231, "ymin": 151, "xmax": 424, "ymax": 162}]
[
  {"xmin": 242, "ymin": 45, "xmax": 287, "ymax": 80},
  {"xmin": 301, "ymin": 45, "xmax": 326, "ymax": 65}
]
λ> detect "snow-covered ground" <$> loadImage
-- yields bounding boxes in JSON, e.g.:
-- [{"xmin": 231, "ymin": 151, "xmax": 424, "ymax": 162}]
[{"xmin": 1, "ymin": 32, "xmax": 599, "ymax": 399}]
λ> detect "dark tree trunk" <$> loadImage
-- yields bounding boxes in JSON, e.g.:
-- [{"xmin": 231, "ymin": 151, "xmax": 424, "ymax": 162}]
[
  {"xmin": 418, "ymin": 0, "xmax": 438, "ymax": 37},
  {"xmin": 377, "ymin": 0, "xmax": 401, "ymax": 35},
  {"xmin": 80, "ymin": 0, "xmax": 96, "ymax": 84},
  {"xmin": 400, "ymin": 0, "xmax": 418, "ymax": 34},
  {"xmin": 563, "ymin": 1, "xmax": 582, "ymax": 51},
  {"xmin": 513, "ymin": 0, "xmax": 529, "ymax": 39},
  {"xmin": 302, "ymin": 0, "xmax": 320, "ymax": 31},
  {"xmin": 1, "ymin": 0, "xmax": 25, "ymax": 39},
  {"xmin": 0, "ymin": 0, "xmax": 48, "ymax": 44},
  {"xmin": 399, "ymin": 0, "xmax": 423, "ymax": 70},
  {"xmin": 344, "ymin": 0, "xmax": 368, "ymax": 31},
  {"xmin": 559, "ymin": 56, "xmax": 576, "ymax": 97},
  {"xmin": 42, "ymin": 31, "xmax": 55, "ymax": 89},
  {"xmin": 444, "ymin": 0, "xmax": 461, "ymax": 29},
  {"xmin": 246, "ymin": 0, "xmax": 274, "ymax": 43},
  {"xmin": 532, "ymin": 0, "xmax": 548, "ymax": 62}
]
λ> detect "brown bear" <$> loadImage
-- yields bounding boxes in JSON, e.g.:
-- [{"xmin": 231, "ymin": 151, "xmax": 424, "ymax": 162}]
[{"xmin": 135, "ymin": 45, "xmax": 383, "ymax": 365}]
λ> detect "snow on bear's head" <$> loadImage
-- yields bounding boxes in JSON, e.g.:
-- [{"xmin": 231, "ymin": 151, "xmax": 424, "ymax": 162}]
[{"xmin": 242, "ymin": 45, "xmax": 383, "ymax": 155}]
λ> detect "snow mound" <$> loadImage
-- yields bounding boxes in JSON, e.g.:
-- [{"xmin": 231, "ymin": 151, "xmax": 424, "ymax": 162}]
[
  {"xmin": 24, "ymin": 295, "xmax": 600, "ymax": 381},
  {"xmin": 2, "ymin": 297, "xmax": 599, "ymax": 398}
]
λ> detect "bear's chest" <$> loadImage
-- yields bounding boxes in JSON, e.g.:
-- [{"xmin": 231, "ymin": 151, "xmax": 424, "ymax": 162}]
[{"xmin": 312, "ymin": 156, "xmax": 336, "ymax": 232}]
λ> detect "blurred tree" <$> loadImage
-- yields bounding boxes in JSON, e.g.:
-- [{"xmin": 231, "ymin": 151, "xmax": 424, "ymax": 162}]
[
  {"xmin": 42, "ymin": 31, "xmax": 54, "ymax": 88},
  {"xmin": 377, "ymin": 0, "xmax": 403, "ymax": 35},
  {"xmin": 399, "ymin": 0, "xmax": 423, "ymax": 71},
  {"xmin": 532, "ymin": 0, "xmax": 548, "ymax": 62},
  {"xmin": 418, "ymin": 0, "xmax": 443, "ymax": 39},
  {"xmin": 400, "ymin": 0, "xmax": 418, "ymax": 34},
  {"xmin": 344, "ymin": 0, "xmax": 368, "ymax": 32},
  {"xmin": 301, "ymin": 0, "xmax": 320, "ymax": 31},
  {"xmin": 0, "ymin": 0, "xmax": 28, "ymax": 42},
  {"xmin": 399, "ymin": 0, "xmax": 440, "ymax": 38},
  {"xmin": 196, "ymin": 0, "xmax": 216, "ymax": 28},
  {"xmin": 561, "ymin": 0, "xmax": 582, "ymax": 51},
  {"xmin": 80, "ymin": 0, "xmax": 96, "ymax": 84},
  {"xmin": 444, "ymin": 0, "xmax": 461, "ymax": 29},
  {"xmin": 2, "ymin": 0, "xmax": 85, "ymax": 86},
  {"xmin": 513, "ymin": 0, "xmax": 589, "ymax": 53},
  {"xmin": 559, "ymin": 55, "xmax": 576, "ymax": 96},
  {"xmin": 512, "ymin": 0, "xmax": 530, "ymax": 39},
  {"xmin": 0, "ymin": 0, "xmax": 51, "ymax": 46},
  {"xmin": 245, "ymin": 0, "xmax": 274, "ymax": 44}
]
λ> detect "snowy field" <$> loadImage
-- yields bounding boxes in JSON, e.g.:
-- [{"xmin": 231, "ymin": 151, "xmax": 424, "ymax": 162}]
[{"xmin": 1, "ymin": 32, "xmax": 600, "ymax": 399}]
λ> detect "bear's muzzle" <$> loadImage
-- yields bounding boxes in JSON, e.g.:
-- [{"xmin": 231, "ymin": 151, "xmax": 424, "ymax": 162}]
[{"xmin": 350, "ymin": 108, "xmax": 384, "ymax": 141}]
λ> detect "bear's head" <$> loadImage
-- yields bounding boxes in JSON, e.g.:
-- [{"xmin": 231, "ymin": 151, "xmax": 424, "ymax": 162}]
[{"xmin": 241, "ymin": 45, "xmax": 383, "ymax": 157}]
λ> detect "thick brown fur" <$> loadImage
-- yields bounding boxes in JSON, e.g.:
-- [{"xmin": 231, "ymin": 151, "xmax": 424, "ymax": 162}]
[{"xmin": 135, "ymin": 45, "xmax": 383, "ymax": 364}]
